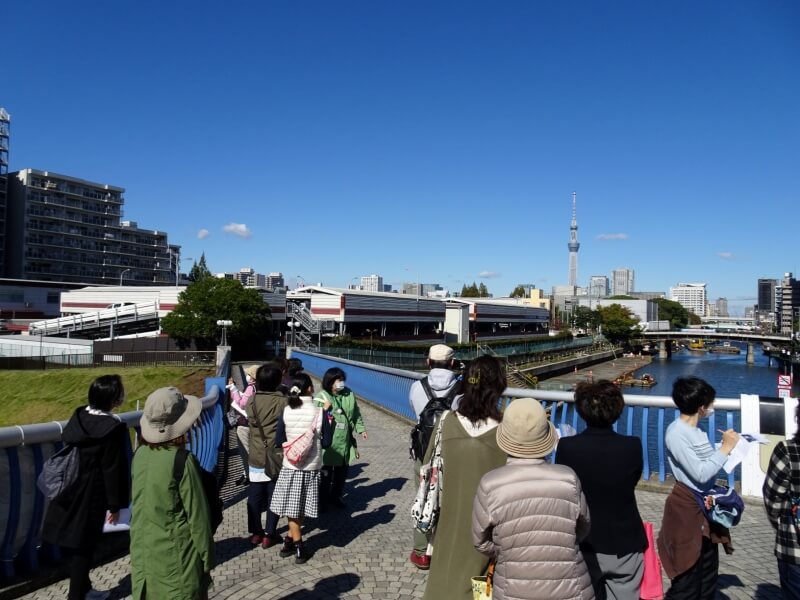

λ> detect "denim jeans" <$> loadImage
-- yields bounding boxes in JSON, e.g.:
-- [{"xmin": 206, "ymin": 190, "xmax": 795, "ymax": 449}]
[{"xmin": 778, "ymin": 559, "xmax": 800, "ymax": 600}]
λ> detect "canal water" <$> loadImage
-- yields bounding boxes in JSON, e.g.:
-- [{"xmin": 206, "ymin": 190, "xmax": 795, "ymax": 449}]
[{"xmin": 626, "ymin": 342, "xmax": 795, "ymax": 399}]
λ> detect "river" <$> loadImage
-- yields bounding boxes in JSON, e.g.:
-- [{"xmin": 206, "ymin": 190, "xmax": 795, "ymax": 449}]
[{"xmin": 627, "ymin": 342, "xmax": 795, "ymax": 399}]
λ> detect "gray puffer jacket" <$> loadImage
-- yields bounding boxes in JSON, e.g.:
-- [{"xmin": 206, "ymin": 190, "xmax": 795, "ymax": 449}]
[{"xmin": 472, "ymin": 458, "xmax": 594, "ymax": 600}]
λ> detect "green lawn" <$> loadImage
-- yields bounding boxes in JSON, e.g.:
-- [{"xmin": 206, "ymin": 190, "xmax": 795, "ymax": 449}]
[{"xmin": 0, "ymin": 366, "xmax": 216, "ymax": 427}]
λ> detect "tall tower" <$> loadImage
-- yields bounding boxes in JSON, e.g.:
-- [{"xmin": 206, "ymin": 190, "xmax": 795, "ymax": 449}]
[{"xmin": 567, "ymin": 191, "xmax": 579, "ymax": 286}]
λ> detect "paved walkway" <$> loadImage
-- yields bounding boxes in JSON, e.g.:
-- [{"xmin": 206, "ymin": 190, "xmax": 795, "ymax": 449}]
[{"xmin": 18, "ymin": 401, "xmax": 784, "ymax": 599}]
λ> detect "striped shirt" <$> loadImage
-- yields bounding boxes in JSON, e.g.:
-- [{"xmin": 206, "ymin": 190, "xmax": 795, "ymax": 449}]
[
  {"xmin": 763, "ymin": 440, "xmax": 800, "ymax": 564},
  {"xmin": 665, "ymin": 418, "xmax": 727, "ymax": 492}
]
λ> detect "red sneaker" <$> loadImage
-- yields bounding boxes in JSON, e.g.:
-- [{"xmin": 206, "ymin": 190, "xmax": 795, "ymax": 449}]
[
  {"xmin": 409, "ymin": 551, "xmax": 431, "ymax": 570},
  {"xmin": 249, "ymin": 534, "xmax": 263, "ymax": 546},
  {"xmin": 261, "ymin": 534, "xmax": 280, "ymax": 549}
]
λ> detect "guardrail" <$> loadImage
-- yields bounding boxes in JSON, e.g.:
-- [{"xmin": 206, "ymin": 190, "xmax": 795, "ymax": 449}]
[
  {"xmin": 28, "ymin": 302, "xmax": 159, "ymax": 337},
  {"xmin": 292, "ymin": 349, "xmax": 754, "ymax": 492},
  {"xmin": 0, "ymin": 377, "xmax": 226, "ymax": 581}
]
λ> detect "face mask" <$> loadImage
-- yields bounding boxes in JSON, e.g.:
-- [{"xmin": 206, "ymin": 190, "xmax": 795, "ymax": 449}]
[
  {"xmin": 703, "ymin": 407, "xmax": 714, "ymax": 417},
  {"xmin": 333, "ymin": 381, "xmax": 345, "ymax": 392}
]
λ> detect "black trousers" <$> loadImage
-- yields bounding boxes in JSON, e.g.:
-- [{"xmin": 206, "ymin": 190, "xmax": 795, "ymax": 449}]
[
  {"xmin": 246, "ymin": 480, "xmax": 279, "ymax": 537},
  {"xmin": 665, "ymin": 536, "xmax": 719, "ymax": 600},
  {"xmin": 321, "ymin": 465, "xmax": 349, "ymax": 504},
  {"xmin": 67, "ymin": 546, "xmax": 94, "ymax": 600}
]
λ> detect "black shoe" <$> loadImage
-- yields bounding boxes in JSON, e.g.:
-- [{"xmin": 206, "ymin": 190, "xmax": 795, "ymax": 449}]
[
  {"xmin": 235, "ymin": 475, "xmax": 248, "ymax": 486},
  {"xmin": 279, "ymin": 536, "xmax": 296, "ymax": 558},
  {"xmin": 295, "ymin": 542, "xmax": 310, "ymax": 564}
]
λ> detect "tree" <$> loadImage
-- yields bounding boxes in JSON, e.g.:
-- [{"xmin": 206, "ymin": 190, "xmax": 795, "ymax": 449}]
[
  {"xmin": 161, "ymin": 277, "xmax": 271, "ymax": 352},
  {"xmin": 688, "ymin": 311, "xmax": 702, "ymax": 326},
  {"xmin": 573, "ymin": 306, "xmax": 600, "ymax": 332},
  {"xmin": 188, "ymin": 252, "xmax": 212, "ymax": 283},
  {"xmin": 461, "ymin": 282, "xmax": 480, "ymax": 298},
  {"xmin": 596, "ymin": 303, "xmax": 640, "ymax": 343},
  {"xmin": 653, "ymin": 298, "xmax": 690, "ymax": 329},
  {"xmin": 510, "ymin": 285, "xmax": 527, "ymax": 298},
  {"xmin": 478, "ymin": 282, "xmax": 489, "ymax": 298}
]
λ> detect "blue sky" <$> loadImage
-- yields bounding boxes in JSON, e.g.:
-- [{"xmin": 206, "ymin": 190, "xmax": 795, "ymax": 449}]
[{"xmin": 4, "ymin": 1, "xmax": 799, "ymax": 314}]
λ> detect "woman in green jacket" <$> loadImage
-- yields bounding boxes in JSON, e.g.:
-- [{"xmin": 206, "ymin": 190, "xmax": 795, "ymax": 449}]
[
  {"xmin": 131, "ymin": 387, "xmax": 215, "ymax": 600},
  {"xmin": 314, "ymin": 367, "xmax": 367, "ymax": 509}
]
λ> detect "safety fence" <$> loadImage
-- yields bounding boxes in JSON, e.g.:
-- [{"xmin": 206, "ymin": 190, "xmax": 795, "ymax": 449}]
[
  {"xmin": 292, "ymin": 350, "xmax": 759, "ymax": 493},
  {"xmin": 0, "ymin": 377, "xmax": 226, "ymax": 581}
]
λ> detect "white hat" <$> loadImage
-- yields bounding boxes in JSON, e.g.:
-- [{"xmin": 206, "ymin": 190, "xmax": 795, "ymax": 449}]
[
  {"xmin": 496, "ymin": 398, "xmax": 557, "ymax": 459},
  {"xmin": 428, "ymin": 344, "xmax": 454, "ymax": 362}
]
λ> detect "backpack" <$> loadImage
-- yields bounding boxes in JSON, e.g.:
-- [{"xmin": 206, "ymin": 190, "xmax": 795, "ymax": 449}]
[
  {"xmin": 173, "ymin": 449, "xmax": 223, "ymax": 535},
  {"xmin": 37, "ymin": 444, "xmax": 80, "ymax": 501},
  {"xmin": 409, "ymin": 378, "xmax": 459, "ymax": 461}
]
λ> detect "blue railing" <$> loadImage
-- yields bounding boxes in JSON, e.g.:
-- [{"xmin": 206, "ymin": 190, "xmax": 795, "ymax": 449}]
[
  {"xmin": 292, "ymin": 349, "xmax": 740, "ymax": 487},
  {"xmin": 0, "ymin": 377, "xmax": 226, "ymax": 581}
]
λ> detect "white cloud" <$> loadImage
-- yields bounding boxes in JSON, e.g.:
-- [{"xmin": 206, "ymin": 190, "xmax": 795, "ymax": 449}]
[
  {"xmin": 478, "ymin": 271, "xmax": 501, "ymax": 279},
  {"xmin": 717, "ymin": 252, "xmax": 734, "ymax": 259},
  {"xmin": 197, "ymin": 228, "xmax": 210, "ymax": 240},
  {"xmin": 222, "ymin": 223, "xmax": 252, "ymax": 239},
  {"xmin": 596, "ymin": 233, "xmax": 629, "ymax": 241}
]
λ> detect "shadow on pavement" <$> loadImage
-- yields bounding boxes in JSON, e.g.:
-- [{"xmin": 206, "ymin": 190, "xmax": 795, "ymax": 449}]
[
  {"xmin": 278, "ymin": 572, "xmax": 361, "ymax": 599},
  {"xmin": 111, "ymin": 573, "xmax": 131, "ymax": 599},
  {"xmin": 753, "ymin": 582, "xmax": 783, "ymax": 599},
  {"xmin": 213, "ymin": 535, "xmax": 264, "ymax": 568},
  {"xmin": 309, "ymin": 504, "xmax": 396, "ymax": 548}
]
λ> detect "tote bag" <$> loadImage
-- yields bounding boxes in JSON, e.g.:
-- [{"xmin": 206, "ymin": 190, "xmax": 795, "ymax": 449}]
[{"xmin": 640, "ymin": 521, "xmax": 664, "ymax": 600}]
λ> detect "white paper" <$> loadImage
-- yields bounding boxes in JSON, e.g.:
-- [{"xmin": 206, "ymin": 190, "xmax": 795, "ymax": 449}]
[
  {"xmin": 741, "ymin": 432, "xmax": 769, "ymax": 444},
  {"xmin": 721, "ymin": 437, "xmax": 756, "ymax": 474},
  {"xmin": 103, "ymin": 507, "xmax": 131, "ymax": 533}
]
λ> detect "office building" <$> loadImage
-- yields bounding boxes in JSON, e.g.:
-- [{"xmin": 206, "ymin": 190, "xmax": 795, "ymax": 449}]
[
  {"xmin": 0, "ymin": 108, "xmax": 9, "ymax": 277},
  {"xmin": 670, "ymin": 283, "xmax": 707, "ymax": 317},
  {"xmin": 589, "ymin": 276, "xmax": 609, "ymax": 299},
  {"xmin": 715, "ymin": 298, "xmax": 729, "ymax": 318},
  {"xmin": 402, "ymin": 282, "xmax": 442, "ymax": 296},
  {"xmin": 236, "ymin": 267, "xmax": 266, "ymax": 287},
  {"xmin": 6, "ymin": 169, "xmax": 178, "ymax": 285},
  {"xmin": 360, "ymin": 274, "xmax": 383, "ymax": 292},
  {"xmin": 266, "ymin": 272, "xmax": 285, "ymax": 291},
  {"xmin": 611, "ymin": 268, "xmax": 635, "ymax": 296},
  {"xmin": 758, "ymin": 278, "xmax": 777, "ymax": 312},
  {"xmin": 776, "ymin": 273, "xmax": 800, "ymax": 335}
]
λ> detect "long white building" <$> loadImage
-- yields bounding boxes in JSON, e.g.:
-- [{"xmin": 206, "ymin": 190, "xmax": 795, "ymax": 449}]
[{"xmin": 670, "ymin": 282, "xmax": 707, "ymax": 317}]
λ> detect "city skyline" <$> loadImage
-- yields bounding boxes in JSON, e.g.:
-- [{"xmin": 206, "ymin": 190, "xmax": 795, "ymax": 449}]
[{"xmin": 3, "ymin": 1, "xmax": 798, "ymax": 315}]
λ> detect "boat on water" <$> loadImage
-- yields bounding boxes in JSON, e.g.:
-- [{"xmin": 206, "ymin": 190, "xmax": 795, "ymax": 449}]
[
  {"xmin": 615, "ymin": 373, "xmax": 657, "ymax": 387},
  {"xmin": 709, "ymin": 341, "xmax": 741, "ymax": 354},
  {"xmin": 686, "ymin": 339, "xmax": 708, "ymax": 353}
]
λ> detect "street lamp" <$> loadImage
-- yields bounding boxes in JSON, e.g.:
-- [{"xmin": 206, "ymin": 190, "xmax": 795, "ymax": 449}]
[
  {"xmin": 119, "ymin": 268, "xmax": 131, "ymax": 286},
  {"xmin": 350, "ymin": 276, "xmax": 360, "ymax": 290},
  {"xmin": 217, "ymin": 320, "xmax": 232, "ymax": 346},
  {"xmin": 296, "ymin": 275, "xmax": 306, "ymax": 289},
  {"xmin": 169, "ymin": 249, "xmax": 193, "ymax": 287}
]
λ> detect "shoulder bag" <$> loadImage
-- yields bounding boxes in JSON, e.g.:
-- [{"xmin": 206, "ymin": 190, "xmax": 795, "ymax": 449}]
[
  {"xmin": 410, "ymin": 410, "xmax": 449, "ymax": 534},
  {"xmin": 282, "ymin": 409, "xmax": 323, "ymax": 467}
]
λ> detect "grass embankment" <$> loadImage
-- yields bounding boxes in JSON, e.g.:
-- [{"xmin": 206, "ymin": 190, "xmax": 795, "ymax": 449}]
[{"xmin": 0, "ymin": 366, "xmax": 215, "ymax": 427}]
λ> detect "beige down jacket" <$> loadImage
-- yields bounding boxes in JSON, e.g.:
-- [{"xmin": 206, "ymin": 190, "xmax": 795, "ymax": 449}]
[{"xmin": 472, "ymin": 458, "xmax": 594, "ymax": 600}]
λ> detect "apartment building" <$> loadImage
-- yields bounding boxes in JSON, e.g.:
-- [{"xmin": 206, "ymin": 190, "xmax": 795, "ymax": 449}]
[
  {"xmin": 6, "ymin": 169, "xmax": 178, "ymax": 285},
  {"xmin": 589, "ymin": 275, "xmax": 609, "ymax": 299},
  {"xmin": 611, "ymin": 268, "xmax": 635, "ymax": 296},
  {"xmin": 266, "ymin": 272, "xmax": 285, "ymax": 291},
  {"xmin": 0, "ymin": 108, "xmax": 10, "ymax": 277},
  {"xmin": 776, "ymin": 273, "xmax": 800, "ymax": 335},
  {"xmin": 360, "ymin": 274, "xmax": 383, "ymax": 292},
  {"xmin": 670, "ymin": 282, "xmax": 707, "ymax": 317}
]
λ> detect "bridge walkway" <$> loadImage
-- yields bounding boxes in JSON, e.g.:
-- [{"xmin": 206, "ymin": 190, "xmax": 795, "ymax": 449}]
[{"xmin": 19, "ymin": 400, "xmax": 783, "ymax": 599}]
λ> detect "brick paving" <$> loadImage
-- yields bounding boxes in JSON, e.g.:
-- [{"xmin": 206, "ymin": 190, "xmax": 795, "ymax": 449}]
[{"xmin": 15, "ymin": 400, "xmax": 784, "ymax": 599}]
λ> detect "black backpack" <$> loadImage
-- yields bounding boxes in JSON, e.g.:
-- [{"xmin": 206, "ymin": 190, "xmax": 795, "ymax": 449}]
[
  {"xmin": 173, "ymin": 448, "xmax": 223, "ymax": 535},
  {"xmin": 409, "ymin": 378, "xmax": 459, "ymax": 461}
]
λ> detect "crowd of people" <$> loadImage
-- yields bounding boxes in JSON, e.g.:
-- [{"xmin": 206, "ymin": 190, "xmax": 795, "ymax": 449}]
[{"xmin": 38, "ymin": 345, "xmax": 800, "ymax": 599}]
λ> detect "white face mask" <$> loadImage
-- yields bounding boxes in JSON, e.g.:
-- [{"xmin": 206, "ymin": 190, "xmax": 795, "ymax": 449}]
[
  {"xmin": 703, "ymin": 406, "xmax": 714, "ymax": 417},
  {"xmin": 333, "ymin": 380, "xmax": 345, "ymax": 392}
]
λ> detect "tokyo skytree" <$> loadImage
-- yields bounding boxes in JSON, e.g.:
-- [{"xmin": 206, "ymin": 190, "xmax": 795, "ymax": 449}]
[{"xmin": 567, "ymin": 191, "xmax": 580, "ymax": 287}]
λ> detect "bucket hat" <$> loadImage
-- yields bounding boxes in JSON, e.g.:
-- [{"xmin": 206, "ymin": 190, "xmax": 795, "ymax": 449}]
[
  {"xmin": 243, "ymin": 364, "xmax": 259, "ymax": 381},
  {"xmin": 428, "ymin": 344, "xmax": 454, "ymax": 362},
  {"xmin": 496, "ymin": 397, "xmax": 557, "ymax": 459},
  {"xmin": 140, "ymin": 387, "xmax": 201, "ymax": 443}
]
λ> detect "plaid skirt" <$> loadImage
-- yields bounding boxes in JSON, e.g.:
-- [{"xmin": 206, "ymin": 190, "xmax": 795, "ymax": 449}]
[{"xmin": 269, "ymin": 469, "xmax": 321, "ymax": 519}]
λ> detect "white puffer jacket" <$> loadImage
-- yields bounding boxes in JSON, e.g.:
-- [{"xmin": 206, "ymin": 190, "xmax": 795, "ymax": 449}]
[
  {"xmin": 281, "ymin": 397, "xmax": 324, "ymax": 471},
  {"xmin": 472, "ymin": 458, "xmax": 594, "ymax": 600}
]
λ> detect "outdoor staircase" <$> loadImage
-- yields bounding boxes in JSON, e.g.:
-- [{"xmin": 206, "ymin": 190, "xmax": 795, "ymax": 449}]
[{"xmin": 287, "ymin": 302, "xmax": 335, "ymax": 350}]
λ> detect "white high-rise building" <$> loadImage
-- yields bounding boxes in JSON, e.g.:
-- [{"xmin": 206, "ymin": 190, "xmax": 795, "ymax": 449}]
[
  {"xmin": 266, "ymin": 272, "xmax": 284, "ymax": 291},
  {"xmin": 360, "ymin": 274, "xmax": 383, "ymax": 292},
  {"xmin": 670, "ymin": 283, "xmax": 707, "ymax": 317},
  {"xmin": 589, "ymin": 276, "xmax": 609, "ymax": 299},
  {"xmin": 612, "ymin": 268, "xmax": 635, "ymax": 296}
]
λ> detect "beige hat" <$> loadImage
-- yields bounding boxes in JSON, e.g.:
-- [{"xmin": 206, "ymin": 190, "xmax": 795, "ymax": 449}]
[
  {"xmin": 243, "ymin": 364, "xmax": 259, "ymax": 381},
  {"xmin": 428, "ymin": 344, "xmax": 454, "ymax": 362},
  {"xmin": 496, "ymin": 398, "xmax": 557, "ymax": 459},
  {"xmin": 140, "ymin": 387, "xmax": 201, "ymax": 444}
]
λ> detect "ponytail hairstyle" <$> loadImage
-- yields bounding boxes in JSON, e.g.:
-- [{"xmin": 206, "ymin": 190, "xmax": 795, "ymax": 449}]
[{"xmin": 287, "ymin": 373, "xmax": 313, "ymax": 409}]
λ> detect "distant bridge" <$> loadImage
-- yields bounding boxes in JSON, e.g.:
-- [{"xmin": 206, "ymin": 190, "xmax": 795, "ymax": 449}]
[{"xmin": 642, "ymin": 329, "xmax": 790, "ymax": 344}]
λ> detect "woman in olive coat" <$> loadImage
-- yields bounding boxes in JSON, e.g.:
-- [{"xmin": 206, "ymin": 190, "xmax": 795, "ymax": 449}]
[
  {"xmin": 314, "ymin": 367, "xmax": 367, "ymax": 509},
  {"xmin": 130, "ymin": 387, "xmax": 214, "ymax": 600},
  {"xmin": 42, "ymin": 374, "xmax": 129, "ymax": 600}
]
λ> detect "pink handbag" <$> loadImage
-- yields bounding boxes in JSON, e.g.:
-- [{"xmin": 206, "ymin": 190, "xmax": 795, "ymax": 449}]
[
  {"xmin": 640, "ymin": 521, "xmax": 664, "ymax": 600},
  {"xmin": 282, "ymin": 409, "xmax": 322, "ymax": 467}
]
